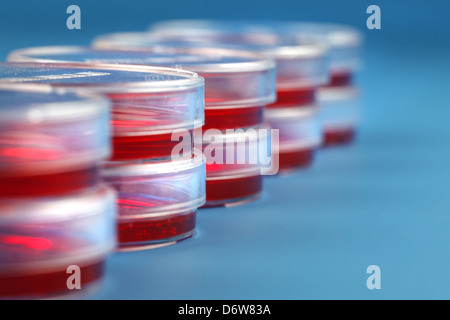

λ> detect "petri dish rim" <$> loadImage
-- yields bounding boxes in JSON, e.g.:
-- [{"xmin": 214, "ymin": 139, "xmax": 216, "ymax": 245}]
[
  {"xmin": 8, "ymin": 45, "xmax": 277, "ymax": 75},
  {"xmin": 0, "ymin": 61, "xmax": 204, "ymax": 94}
]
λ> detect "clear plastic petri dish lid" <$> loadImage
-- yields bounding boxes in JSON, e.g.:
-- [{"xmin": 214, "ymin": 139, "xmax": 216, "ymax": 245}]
[
  {"xmin": 102, "ymin": 150, "xmax": 206, "ymax": 219},
  {"xmin": 10, "ymin": 45, "xmax": 276, "ymax": 111},
  {"xmin": 247, "ymin": 21, "xmax": 363, "ymax": 74},
  {"xmin": 94, "ymin": 28, "xmax": 328, "ymax": 90},
  {"xmin": 0, "ymin": 62, "xmax": 204, "ymax": 136},
  {"xmin": 0, "ymin": 84, "xmax": 110, "ymax": 176},
  {"xmin": 0, "ymin": 185, "xmax": 116, "ymax": 274},
  {"xmin": 317, "ymin": 85, "xmax": 360, "ymax": 129}
]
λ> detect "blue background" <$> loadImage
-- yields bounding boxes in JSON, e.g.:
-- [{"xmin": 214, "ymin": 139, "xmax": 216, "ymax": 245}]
[{"xmin": 1, "ymin": 0, "xmax": 450, "ymax": 299}]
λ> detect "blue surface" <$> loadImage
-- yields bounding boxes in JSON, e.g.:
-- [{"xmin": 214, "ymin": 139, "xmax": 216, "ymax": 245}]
[{"xmin": 1, "ymin": 0, "xmax": 450, "ymax": 299}]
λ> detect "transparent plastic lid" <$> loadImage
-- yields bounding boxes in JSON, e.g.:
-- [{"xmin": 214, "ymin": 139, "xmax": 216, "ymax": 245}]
[
  {"xmin": 264, "ymin": 106, "xmax": 322, "ymax": 150},
  {"xmin": 11, "ymin": 46, "xmax": 276, "ymax": 109},
  {"xmin": 0, "ymin": 184, "xmax": 114, "ymax": 222},
  {"xmin": 0, "ymin": 83, "xmax": 108, "ymax": 124},
  {"xmin": 0, "ymin": 84, "xmax": 111, "ymax": 175},
  {"xmin": 317, "ymin": 85, "xmax": 360, "ymax": 129},
  {"xmin": 0, "ymin": 62, "xmax": 202, "ymax": 93},
  {"xmin": 94, "ymin": 29, "xmax": 328, "ymax": 89},
  {"xmin": 0, "ymin": 62, "xmax": 204, "ymax": 136},
  {"xmin": 103, "ymin": 151, "xmax": 205, "ymax": 177}
]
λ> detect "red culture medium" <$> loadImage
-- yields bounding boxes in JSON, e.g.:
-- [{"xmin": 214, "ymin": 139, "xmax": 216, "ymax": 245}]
[
  {"xmin": 118, "ymin": 210, "xmax": 196, "ymax": 248},
  {"xmin": 203, "ymin": 106, "xmax": 263, "ymax": 131},
  {"xmin": 0, "ymin": 166, "xmax": 99, "ymax": 198},
  {"xmin": 203, "ymin": 162, "xmax": 262, "ymax": 206},
  {"xmin": 327, "ymin": 71, "xmax": 353, "ymax": 88},
  {"xmin": 268, "ymin": 87, "xmax": 316, "ymax": 109},
  {"xmin": 323, "ymin": 127, "xmax": 355, "ymax": 146},
  {"xmin": 204, "ymin": 175, "xmax": 262, "ymax": 206},
  {"xmin": 112, "ymin": 131, "xmax": 193, "ymax": 161},
  {"xmin": 278, "ymin": 149, "xmax": 315, "ymax": 172},
  {"xmin": 0, "ymin": 261, "xmax": 104, "ymax": 298}
]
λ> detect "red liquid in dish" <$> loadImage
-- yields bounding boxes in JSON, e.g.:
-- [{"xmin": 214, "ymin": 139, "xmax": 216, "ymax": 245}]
[
  {"xmin": 327, "ymin": 72, "xmax": 353, "ymax": 87},
  {"xmin": 0, "ymin": 261, "xmax": 104, "ymax": 298},
  {"xmin": 112, "ymin": 130, "xmax": 193, "ymax": 161},
  {"xmin": 0, "ymin": 166, "xmax": 99, "ymax": 198},
  {"xmin": 323, "ymin": 127, "xmax": 355, "ymax": 146},
  {"xmin": 278, "ymin": 149, "xmax": 315, "ymax": 172},
  {"xmin": 203, "ymin": 173, "xmax": 262, "ymax": 207},
  {"xmin": 268, "ymin": 88, "xmax": 316, "ymax": 108},
  {"xmin": 118, "ymin": 210, "xmax": 196, "ymax": 248},
  {"xmin": 203, "ymin": 106, "xmax": 263, "ymax": 130}
]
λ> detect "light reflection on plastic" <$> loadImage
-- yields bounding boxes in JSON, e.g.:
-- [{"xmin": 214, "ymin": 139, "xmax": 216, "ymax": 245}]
[
  {"xmin": 4, "ymin": 236, "xmax": 52, "ymax": 250},
  {"xmin": 118, "ymin": 199, "xmax": 157, "ymax": 209},
  {"xmin": 2, "ymin": 148, "xmax": 61, "ymax": 160}
]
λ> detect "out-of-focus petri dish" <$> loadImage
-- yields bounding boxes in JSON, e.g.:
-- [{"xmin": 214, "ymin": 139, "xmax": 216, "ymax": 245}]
[
  {"xmin": 265, "ymin": 107, "xmax": 322, "ymax": 172},
  {"xmin": 145, "ymin": 21, "xmax": 328, "ymax": 171},
  {"xmin": 0, "ymin": 62, "xmax": 204, "ymax": 161},
  {"xmin": 148, "ymin": 20, "xmax": 363, "ymax": 146},
  {"xmin": 150, "ymin": 19, "xmax": 361, "ymax": 76},
  {"xmin": 102, "ymin": 151, "xmax": 205, "ymax": 251},
  {"xmin": 241, "ymin": 21, "xmax": 362, "ymax": 144},
  {"xmin": 264, "ymin": 21, "xmax": 362, "ymax": 84},
  {"xmin": 0, "ymin": 84, "xmax": 110, "ymax": 197},
  {"xmin": 201, "ymin": 128, "xmax": 269, "ymax": 207},
  {"xmin": 0, "ymin": 185, "xmax": 116, "ymax": 299},
  {"xmin": 316, "ymin": 86, "xmax": 360, "ymax": 146}
]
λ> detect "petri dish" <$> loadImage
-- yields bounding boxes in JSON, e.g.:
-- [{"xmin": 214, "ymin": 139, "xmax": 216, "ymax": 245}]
[
  {"xmin": 0, "ymin": 185, "xmax": 116, "ymax": 299},
  {"xmin": 102, "ymin": 151, "xmax": 205, "ymax": 251},
  {"xmin": 265, "ymin": 107, "xmax": 322, "ymax": 172},
  {"xmin": 201, "ymin": 128, "xmax": 269, "ymax": 206}
]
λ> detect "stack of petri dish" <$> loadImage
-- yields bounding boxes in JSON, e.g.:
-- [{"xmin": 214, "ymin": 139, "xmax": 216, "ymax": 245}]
[
  {"xmin": 146, "ymin": 21, "xmax": 330, "ymax": 172},
  {"xmin": 9, "ymin": 45, "xmax": 277, "ymax": 207},
  {"xmin": 0, "ymin": 84, "xmax": 116, "ymax": 299},
  {"xmin": 258, "ymin": 22, "xmax": 363, "ymax": 146},
  {"xmin": 0, "ymin": 62, "xmax": 206, "ymax": 251}
]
